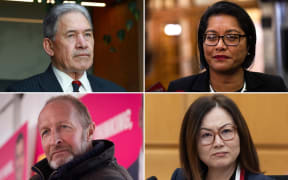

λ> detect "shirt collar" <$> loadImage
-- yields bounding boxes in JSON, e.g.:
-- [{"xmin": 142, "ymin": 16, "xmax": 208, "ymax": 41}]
[{"xmin": 52, "ymin": 65, "xmax": 92, "ymax": 92}]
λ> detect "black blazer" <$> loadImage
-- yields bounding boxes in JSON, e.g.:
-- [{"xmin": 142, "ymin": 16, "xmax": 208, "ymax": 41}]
[
  {"xmin": 168, "ymin": 71, "xmax": 287, "ymax": 92},
  {"xmin": 5, "ymin": 65, "xmax": 125, "ymax": 92},
  {"xmin": 171, "ymin": 168, "xmax": 274, "ymax": 180}
]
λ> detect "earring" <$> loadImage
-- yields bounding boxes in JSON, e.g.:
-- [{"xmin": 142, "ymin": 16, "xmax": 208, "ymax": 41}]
[{"xmin": 247, "ymin": 52, "xmax": 251, "ymax": 56}]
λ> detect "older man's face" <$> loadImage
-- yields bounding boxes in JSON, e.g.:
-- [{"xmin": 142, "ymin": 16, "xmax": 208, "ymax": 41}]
[
  {"xmin": 49, "ymin": 11, "xmax": 94, "ymax": 77},
  {"xmin": 38, "ymin": 100, "xmax": 90, "ymax": 169}
]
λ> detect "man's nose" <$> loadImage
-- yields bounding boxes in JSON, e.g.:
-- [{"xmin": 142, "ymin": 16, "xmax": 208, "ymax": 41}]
[
  {"xmin": 76, "ymin": 34, "xmax": 88, "ymax": 49},
  {"xmin": 50, "ymin": 130, "xmax": 63, "ymax": 145}
]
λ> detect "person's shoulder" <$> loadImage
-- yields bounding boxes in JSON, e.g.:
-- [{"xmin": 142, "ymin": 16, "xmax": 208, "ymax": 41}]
[
  {"xmin": 29, "ymin": 174, "xmax": 41, "ymax": 180},
  {"xmin": 246, "ymin": 171, "xmax": 275, "ymax": 180},
  {"xmin": 171, "ymin": 168, "xmax": 186, "ymax": 180},
  {"xmin": 87, "ymin": 74, "xmax": 126, "ymax": 92},
  {"xmin": 168, "ymin": 72, "xmax": 208, "ymax": 92},
  {"xmin": 5, "ymin": 73, "xmax": 45, "ymax": 92},
  {"xmin": 248, "ymin": 71, "xmax": 283, "ymax": 80},
  {"xmin": 246, "ymin": 71, "xmax": 287, "ymax": 92}
]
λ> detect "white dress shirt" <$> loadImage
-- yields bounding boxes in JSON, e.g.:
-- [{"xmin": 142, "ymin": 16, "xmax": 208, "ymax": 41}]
[{"xmin": 52, "ymin": 66, "xmax": 93, "ymax": 92}]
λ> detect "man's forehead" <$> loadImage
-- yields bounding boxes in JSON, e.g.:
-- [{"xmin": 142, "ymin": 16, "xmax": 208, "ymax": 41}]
[
  {"xmin": 38, "ymin": 100, "xmax": 76, "ymax": 127},
  {"xmin": 57, "ymin": 11, "xmax": 92, "ymax": 30}
]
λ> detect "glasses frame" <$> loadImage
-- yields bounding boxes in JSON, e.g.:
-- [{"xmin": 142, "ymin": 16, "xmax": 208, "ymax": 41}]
[
  {"xmin": 198, "ymin": 125, "xmax": 237, "ymax": 146},
  {"xmin": 203, "ymin": 34, "xmax": 247, "ymax": 46}
]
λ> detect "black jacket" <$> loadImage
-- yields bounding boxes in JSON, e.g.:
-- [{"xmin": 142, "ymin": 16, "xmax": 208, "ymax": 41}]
[
  {"xmin": 168, "ymin": 70, "xmax": 287, "ymax": 92},
  {"xmin": 171, "ymin": 168, "xmax": 274, "ymax": 180},
  {"xmin": 30, "ymin": 140, "xmax": 132, "ymax": 180},
  {"xmin": 5, "ymin": 64, "xmax": 125, "ymax": 92}
]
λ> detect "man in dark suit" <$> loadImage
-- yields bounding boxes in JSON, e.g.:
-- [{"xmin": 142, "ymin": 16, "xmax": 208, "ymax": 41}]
[{"xmin": 6, "ymin": 4, "xmax": 125, "ymax": 92}]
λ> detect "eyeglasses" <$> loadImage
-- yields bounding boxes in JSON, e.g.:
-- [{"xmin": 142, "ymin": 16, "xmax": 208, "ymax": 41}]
[
  {"xmin": 204, "ymin": 34, "xmax": 247, "ymax": 46},
  {"xmin": 198, "ymin": 124, "xmax": 237, "ymax": 146}
]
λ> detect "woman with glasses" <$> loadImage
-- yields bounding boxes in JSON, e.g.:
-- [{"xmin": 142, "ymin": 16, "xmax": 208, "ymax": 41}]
[
  {"xmin": 168, "ymin": 1, "xmax": 287, "ymax": 92},
  {"xmin": 171, "ymin": 94, "xmax": 273, "ymax": 180}
]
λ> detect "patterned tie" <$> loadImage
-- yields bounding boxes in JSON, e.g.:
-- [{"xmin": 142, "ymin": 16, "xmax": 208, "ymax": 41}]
[{"xmin": 72, "ymin": 80, "xmax": 81, "ymax": 92}]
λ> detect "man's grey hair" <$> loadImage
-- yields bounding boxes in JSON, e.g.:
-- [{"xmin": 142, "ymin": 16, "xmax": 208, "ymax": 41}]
[
  {"xmin": 44, "ymin": 95, "xmax": 92, "ymax": 129},
  {"xmin": 43, "ymin": 3, "xmax": 93, "ymax": 40}
]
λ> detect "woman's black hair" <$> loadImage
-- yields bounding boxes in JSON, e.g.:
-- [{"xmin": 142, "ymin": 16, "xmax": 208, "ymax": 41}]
[{"xmin": 198, "ymin": 1, "xmax": 256, "ymax": 69}]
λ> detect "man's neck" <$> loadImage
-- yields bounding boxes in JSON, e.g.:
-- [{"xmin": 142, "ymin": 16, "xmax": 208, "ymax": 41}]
[
  {"xmin": 209, "ymin": 68, "xmax": 245, "ymax": 92},
  {"xmin": 68, "ymin": 72, "xmax": 85, "ymax": 80},
  {"xmin": 52, "ymin": 64, "xmax": 85, "ymax": 80}
]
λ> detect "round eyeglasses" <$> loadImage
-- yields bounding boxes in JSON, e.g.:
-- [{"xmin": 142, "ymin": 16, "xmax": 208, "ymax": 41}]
[
  {"xmin": 198, "ymin": 124, "xmax": 237, "ymax": 146},
  {"xmin": 204, "ymin": 34, "xmax": 247, "ymax": 46}
]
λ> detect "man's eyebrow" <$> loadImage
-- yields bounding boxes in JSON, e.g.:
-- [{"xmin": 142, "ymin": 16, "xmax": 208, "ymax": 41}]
[
  {"xmin": 39, "ymin": 126, "xmax": 47, "ymax": 133},
  {"xmin": 66, "ymin": 29, "xmax": 93, "ymax": 34},
  {"xmin": 84, "ymin": 28, "xmax": 93, "ymax": 32}
]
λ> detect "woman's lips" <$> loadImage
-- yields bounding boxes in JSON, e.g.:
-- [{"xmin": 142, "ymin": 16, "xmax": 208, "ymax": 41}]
[
  {"xmin": 213, "ymin": 55, "xmax": 230, "ymax": 60},
  {"xmin": 212, "ymin": 152, "xmax": 228, "ymax": 157}
]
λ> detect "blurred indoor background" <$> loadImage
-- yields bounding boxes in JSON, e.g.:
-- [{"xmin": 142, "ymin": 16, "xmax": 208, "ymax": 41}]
[{"xmin": 145, "ymin": 0, "xmax": 288, "ymax": 90}]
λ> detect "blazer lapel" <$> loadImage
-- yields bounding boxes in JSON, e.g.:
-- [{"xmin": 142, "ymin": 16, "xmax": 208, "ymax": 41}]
[
  {"xmin": 39, "ymin": 64, "xmax": 63, "ymax": 92},
  {"xmin": 87, "ymin": 74, "xmax": 100, "ymax": 92},
  {"xmin": 190, "ymin": 71, "xmax": 210, "ymax": 92},
  {"xmin": 244, "ymin": 71, "xmax": 264, "ymax": 92}
]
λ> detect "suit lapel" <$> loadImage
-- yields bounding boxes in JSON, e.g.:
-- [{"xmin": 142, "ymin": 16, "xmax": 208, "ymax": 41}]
[
  {"xmin": 87, "ymin": 74, "xmax": 99, "ymax": 92},
  {"xmin": 244, "ymin": 71, "xmax": 264, "ymax": 92},
  {"xmin": 39, "ymin": 64, "xmax": 63, "ymax": 92},
  {"xmin": 190, "ymin": 71, "xmax": 210, "ymax": 92}
]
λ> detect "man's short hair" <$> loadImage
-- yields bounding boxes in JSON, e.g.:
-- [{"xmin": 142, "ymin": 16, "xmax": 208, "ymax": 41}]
[
  {"xmin": 43, "ymin": 4, "xmax": 93, "ymax": 40},
  {"xmin": 45, "ymin": 95, "xmax": 92, "ymax": 129}
]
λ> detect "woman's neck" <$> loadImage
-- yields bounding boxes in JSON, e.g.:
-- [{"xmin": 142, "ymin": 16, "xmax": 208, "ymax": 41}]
[
  {"xmin": 209, "ymin": 69, "xmax": 245, "ymax": 92},
  {"xmin": 206, "ymin": 163, "xmax": 237, "ymax": 180}
]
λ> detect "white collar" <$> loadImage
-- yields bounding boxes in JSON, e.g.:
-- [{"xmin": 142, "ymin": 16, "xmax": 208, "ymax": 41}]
[
  {"xmin": 235, "ymin": 164, "xmax": 242, "ymax": 180},
  {"xmin": 209, "ymin": 81, "xmax": 246, "ymax": 93},
  {"xmin": 52, "ymin": 65, "xmax": 92, "ymax": 92}
]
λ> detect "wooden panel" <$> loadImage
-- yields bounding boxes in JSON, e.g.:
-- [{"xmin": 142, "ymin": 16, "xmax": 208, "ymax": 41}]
[
  {"xmin": 92, "ymin": 1, "xmax": 142, "ymax": 91},
  {"xmin": 258, "ymin": 148, "xmax": 288, "ymax": 174},
  {"xmin": 145, "ymin": 147, "xmax": 180, "ymax": 179},
  {"xmin": 145, "ymin": 94, "xmax": 186, "ymax": 144}
]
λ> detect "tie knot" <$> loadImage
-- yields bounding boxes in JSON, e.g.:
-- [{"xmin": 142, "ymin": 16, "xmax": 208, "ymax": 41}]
[{"xmin": 72, "ymin": 80, "xmax": 81, "ymax": 92}]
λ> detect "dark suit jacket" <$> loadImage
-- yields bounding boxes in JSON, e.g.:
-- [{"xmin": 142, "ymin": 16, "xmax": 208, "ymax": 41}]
[
  {"xmin": 168, "ymin": 70, "xmax": 287, "ymax": 92},
  {"xmin": 6, "ymin": 65, "xmax": 125, "ymax": 92},
  {"xmin": 171, "ymin": 168, "xmax": 274, "ymax": 180}
]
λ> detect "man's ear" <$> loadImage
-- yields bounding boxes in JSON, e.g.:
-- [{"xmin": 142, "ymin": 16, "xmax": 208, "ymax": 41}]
[
  {"xmin": 43, "ymin": 38, "xmax": 54, "ymax": 56},
  {"xmin": 86, "ymin": 122, "xmax": 95, "ymax": 141}
]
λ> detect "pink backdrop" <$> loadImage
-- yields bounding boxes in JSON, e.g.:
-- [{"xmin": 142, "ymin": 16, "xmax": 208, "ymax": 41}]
[
  {"xmin": 33, "ymin": 93, "xmax": 143, "ymax": 169},
  {"xmin": 0, "ymin": 122, "xmax": 28, "ymax": 180}
]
